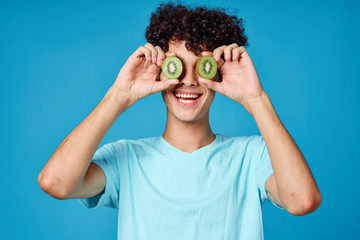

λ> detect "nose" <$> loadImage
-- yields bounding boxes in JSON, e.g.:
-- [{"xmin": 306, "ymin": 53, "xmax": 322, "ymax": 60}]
[{"xmin": 179, "ymin": 68, "xmax": 199, "ymax": 87}]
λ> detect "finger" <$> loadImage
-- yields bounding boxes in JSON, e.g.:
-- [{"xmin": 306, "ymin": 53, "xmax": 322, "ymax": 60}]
[
  {"xmin": 223, "ymin": 43, "xmax": 239, "ymax": 61},
  {"xmin": 162, "ymin": 52, "xmax": 179, "ymax": 68},
  {"xmin": 199, "ymin": 51, "xmax": 223, "ymax": 69},
  {"xmin": 200, "ymin": 51, "xmax": 213, "ymax": 57},
  {"xmin": 213, "ymin": 45, "xmax": 226, "ymax": 62},
  {"xmin": 216, "ymin": 57, "xmax": 225, "ymax": 70},
  {"xmin": 199, "ymin": 49, "xmax": 223, "ymax": 69},
  {"xmin": 145, "ymin": 43, "xmax": 158, "ymax": 64},
  {"xmin": 198, "ymin": 77, "xmax": 224, "ymax": 94},
  {"xmin": 237, "ymin": 46, "xmax": 250, "ymax": 60},
  {"xmin": 153, "ymin": 79, "xmax": 180, "ymax": 93},
  {"xmin": 136, "ymin": 46, "xmax": 152, "ymax": 62},
  {"xmin": 232, "ymin": 47, "xmax": 243, "ymax": 61},
  {"xmin": 155, "ymin": 46, "xmax": 165, "ymax": 67},
  {"xmin": 165, "ymin": 51, "xmax": 177, "ymax": 58},
  {"xmin": 209, "ymin": 50, "xmax": 225, "ymax": 69}
]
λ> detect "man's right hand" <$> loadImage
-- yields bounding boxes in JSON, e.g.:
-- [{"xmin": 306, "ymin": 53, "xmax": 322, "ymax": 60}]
[
  {"xmin": 39, "ymin": 43, "xmax": 181, "ymax": 200},
  {"xmin": 113, "ymin": 43, "xmax": 180, "ymax": 103}
]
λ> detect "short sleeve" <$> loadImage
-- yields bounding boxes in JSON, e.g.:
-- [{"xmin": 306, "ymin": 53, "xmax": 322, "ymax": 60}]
[
  {"xmin": 254, "ymin": 135, "xmax": 284, "ymax": 209},
  {"xmin": 78, "ymin": 142, "xmax": 122, "ymax": 209}
]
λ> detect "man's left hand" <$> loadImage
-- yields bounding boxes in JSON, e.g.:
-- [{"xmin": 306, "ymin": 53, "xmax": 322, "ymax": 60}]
[{"xmin": 199, "ymin": 43, "xmax": 266, "ymax": 113}]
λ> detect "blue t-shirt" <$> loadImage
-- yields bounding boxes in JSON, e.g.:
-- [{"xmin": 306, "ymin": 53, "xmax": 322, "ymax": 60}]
[{"xmin": 78, "ymin": 134, "xmax": 284, "ymax": 240}]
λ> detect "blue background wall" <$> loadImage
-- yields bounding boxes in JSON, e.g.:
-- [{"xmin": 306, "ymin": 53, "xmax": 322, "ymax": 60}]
[{"xmin": 1, "ymin": 0, "xmax": 359, "ymax": 239}]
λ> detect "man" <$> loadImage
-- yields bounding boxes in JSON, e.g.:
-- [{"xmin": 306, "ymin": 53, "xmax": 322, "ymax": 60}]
[{"xmin": 38, "ymin": 3, "xmax": 321, "ymax": 240}]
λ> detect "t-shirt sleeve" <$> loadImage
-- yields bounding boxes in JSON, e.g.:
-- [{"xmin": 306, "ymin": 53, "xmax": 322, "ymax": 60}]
[
  {"xmin": 254, "ymin": 135, "xmax": 284, "ymax": 209},
  {"xmin": 78, "ymin": 142, "xmax": 122, "ymax": 209}
]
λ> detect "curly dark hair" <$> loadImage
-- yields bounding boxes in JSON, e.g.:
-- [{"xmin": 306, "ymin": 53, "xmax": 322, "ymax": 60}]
[{"xmin": 145, "ymin": 2, "xmax": 248, "ymax": 55}]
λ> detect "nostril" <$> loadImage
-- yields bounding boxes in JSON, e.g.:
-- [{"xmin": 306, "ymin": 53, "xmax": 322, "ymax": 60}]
[{"xmin": 181, "ymin": 82, "xmax": 196, "ymax": 86}]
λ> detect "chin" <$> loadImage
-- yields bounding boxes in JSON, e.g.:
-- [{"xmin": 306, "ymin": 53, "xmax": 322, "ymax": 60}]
[
  {"xmin": 174, "ymin": 114, "xmax": 200, "ymax": 123},
  {"xmin": 171, "ymin": 107, "xmax": 209, "ymax": 123}
]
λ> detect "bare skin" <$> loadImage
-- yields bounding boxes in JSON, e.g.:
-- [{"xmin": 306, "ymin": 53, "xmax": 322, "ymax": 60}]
[
  {"xmin": 37, "ymin": 43, "xmax": 179, "ymax": 199},
  {"xmin": 160, "ymin": 42, "xmax": 217, "ymax": 153},
  {"xmin": 197, "ymin": 43, "xmax": 322, "ymax": 215},
  {"xmin": 38, "ymin": 40, "xmax": 321, "ymax": 216}
]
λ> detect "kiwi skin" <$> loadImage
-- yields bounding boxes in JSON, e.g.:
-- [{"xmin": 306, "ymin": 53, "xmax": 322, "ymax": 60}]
[
  {"xmin": 161, "ymin": 56, "xmax": 183, "ymax": 79},
  {"xmin": 196, "ymin": 56, "xmax": 218, "ymax": 79}
]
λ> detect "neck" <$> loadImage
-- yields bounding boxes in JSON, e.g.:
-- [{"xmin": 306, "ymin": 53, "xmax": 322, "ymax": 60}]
[{"xmin": 162, "ymin": 110, "xmax": 215, "ymax": 153}]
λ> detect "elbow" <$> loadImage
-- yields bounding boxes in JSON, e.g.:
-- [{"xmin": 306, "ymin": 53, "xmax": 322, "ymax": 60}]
[
  {"xmin": 38, "ymin": 172, "xmax": 70, "ymax": 200},
  {"xmin": 288, "ymin": 192, "xmax": 322, "ymax": 216}
]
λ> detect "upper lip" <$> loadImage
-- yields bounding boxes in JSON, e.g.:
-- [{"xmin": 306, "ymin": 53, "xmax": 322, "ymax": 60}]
[{"xmin": 172, "ymin": 90, "xmax": 203, "ymax": 95}]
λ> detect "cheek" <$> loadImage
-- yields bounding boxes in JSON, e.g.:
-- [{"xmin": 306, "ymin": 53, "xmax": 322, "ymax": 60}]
[
  {"xmin": 161, "ymin": 90, "xmax": 167, "ymax": 101},
  {"xmin": 206, "ymin": 91, "xmax": 216, "ymax": 105},
  {"xmin": 161, "ymin": 89, "xmax": 173, "ymax": 106}
]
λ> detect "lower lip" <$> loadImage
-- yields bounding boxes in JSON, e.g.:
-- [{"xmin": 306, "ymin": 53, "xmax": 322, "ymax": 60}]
[{"xmin": 172, "ymin": 93, "xmax": 202, "ymax": 107}]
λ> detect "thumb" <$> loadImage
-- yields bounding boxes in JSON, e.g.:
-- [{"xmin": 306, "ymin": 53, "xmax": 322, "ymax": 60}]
[
  {"xmin": 152, "ymin": 79, "xmax": 180, "ymax": 93},
  {"xmin": 198, "ymin": 78, "xmax": 223, "ymax": 94}
]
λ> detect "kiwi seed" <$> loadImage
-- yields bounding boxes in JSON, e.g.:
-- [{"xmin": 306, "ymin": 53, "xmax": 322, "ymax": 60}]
[
  {"xmin": 196, "ymin": 56, "xmax": 217, "ymax": 79},
  {"xmin": 161, "ymin": 56, "xmax": 183, "ymax": 79}
]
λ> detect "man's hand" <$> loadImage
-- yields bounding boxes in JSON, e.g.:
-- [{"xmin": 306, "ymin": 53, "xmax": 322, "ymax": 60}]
[
  {"xmin": 198, "ymin": 43, "xmax": 265, "ymax": 115},
  {"xmin": 199, "ymin": 44, "xmax": 322, "ymax": 215},
  {"xmin": 113, "ymin": 43, "xmax": 180, "ymax": 103}
]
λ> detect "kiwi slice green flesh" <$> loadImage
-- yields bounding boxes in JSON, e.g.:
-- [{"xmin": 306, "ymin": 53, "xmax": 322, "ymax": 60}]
[
  {"xmin": 161, "ymin": 56, "xmax": 183, "ymax": 79},
  {"xmin": 197, "ymin": 56, "xmax": 217, "ymax": 79}
]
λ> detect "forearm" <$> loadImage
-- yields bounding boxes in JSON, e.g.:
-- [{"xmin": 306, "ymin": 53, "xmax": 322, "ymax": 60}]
[
  {"xmin": 246, "ymin": 92, "xmax": 321, "ymax": 211},
  {"xmin": 38, "ymin": 85, "xmax": 134, "ymax": 198}
]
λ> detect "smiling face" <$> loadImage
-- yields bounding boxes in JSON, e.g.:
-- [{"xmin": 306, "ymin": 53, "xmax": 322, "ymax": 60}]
[{"xmin": 160, "ymin": 40, "xmax": 217, "ymax": 123}]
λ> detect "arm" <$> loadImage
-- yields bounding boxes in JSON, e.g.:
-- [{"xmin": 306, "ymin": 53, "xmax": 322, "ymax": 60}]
[
  {"xmin": 198, "ymin": 44, "xmax": 321, "ymax": 215},
  {"xmin": 38, "ymin": 43, "xmax": 179, "ymax": 200},
  {"xmin": 248, "ymin": 92, "xmax": 321, "ymax": 215},
  {"xmin": 38, "ymin": 86, "xmax": 134, "ymax": 200}
]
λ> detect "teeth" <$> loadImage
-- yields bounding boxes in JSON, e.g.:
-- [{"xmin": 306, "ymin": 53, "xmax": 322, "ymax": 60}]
[
  {"xmin": 175, "ymin": 93, "xmax": 200, "ymax": 98},
  {"xmin": 178, "ymin": 98, "xmax": 196, "ymax": 104}
]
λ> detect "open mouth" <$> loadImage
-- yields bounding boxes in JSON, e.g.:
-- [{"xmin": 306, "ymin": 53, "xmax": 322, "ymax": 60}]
[{"xmin": 172, "ymin": 91, "xmax": 203, "ymax": 106}]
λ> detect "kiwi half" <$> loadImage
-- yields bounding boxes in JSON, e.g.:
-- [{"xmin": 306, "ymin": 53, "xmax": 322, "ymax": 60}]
[
  {"xmin": 161, "ymin": 56, "xmax": 183, "ymax": 79},
  {"xmin": 196, "ymin": 56, "xmax": 217, "ymax": 79}
]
